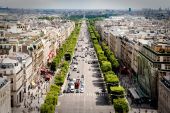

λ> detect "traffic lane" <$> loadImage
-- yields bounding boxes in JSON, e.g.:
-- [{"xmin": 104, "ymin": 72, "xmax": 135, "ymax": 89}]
[
  {"xmin": 57, "ymin": 22, "xmax": 114, "ymax": 113},
  {"xmin": 64, "ymin": 39, "xmax": 87, "ymax": 92},
  {"xmin": 57, "ymin": 94, "xmax": 112, "ymax": 113}
]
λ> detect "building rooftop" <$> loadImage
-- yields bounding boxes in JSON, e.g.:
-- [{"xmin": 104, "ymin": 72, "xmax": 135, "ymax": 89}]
[{"xmin": 1, "ymin": 57, "xmax": 18, "ymax": 64}]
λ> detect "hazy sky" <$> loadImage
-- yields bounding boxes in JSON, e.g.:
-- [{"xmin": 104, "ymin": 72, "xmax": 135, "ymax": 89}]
[{"xmin": 0, "ymin": 0, "xmax": 170, "ymax": 9}]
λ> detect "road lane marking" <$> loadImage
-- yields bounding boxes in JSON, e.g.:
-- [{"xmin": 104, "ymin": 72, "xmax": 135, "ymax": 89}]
[{"xmin": 62, "ymin": 93, "xmax": 108, "ymax": 97}]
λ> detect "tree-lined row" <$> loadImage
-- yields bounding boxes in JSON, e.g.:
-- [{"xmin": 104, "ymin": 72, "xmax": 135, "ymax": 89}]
[
  {"xmin": 40, "ymin": 22, "xmax": 81, "ymax": 113},
  {"xmin": 40, "ymin": 61, "xmax": 69, "ymax": 113},
  {"xmin": 88, "ymin": 20, "xmax": 129, "ymax": 113},
  {"xmin": 50, "ymin": 23, "xmax": 81, "ymax": 71}
]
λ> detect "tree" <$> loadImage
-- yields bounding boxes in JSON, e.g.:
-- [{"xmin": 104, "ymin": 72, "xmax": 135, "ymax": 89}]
[
  {"xmin": 110, "ymin": 86, "xmax": 125, "ymax": 99},
  {"xmin": 98, "ymin": 54, "xmax": 107, "ymax": 62},
  {"xmin": 101, "ymin": 61, "xmax": 112, "ymax": 72},
  {"xmin": 105, "ymin": 73, "xmax": 119, "ymax": 93},
  {"xmin": 105, "ymin": 74, "xmax": 119, "ymax": 85},
  {"xmin": 40, "ymin": 103, "xmax": 55, "ymax": 113},
  {"xmin": 109, "ymin": 54, "xmax": 119, "ymax": 69},
  {"xmin": 113, "ymin": 98, "xmax": 129, "ymax": 113},
  {"xmin": 104, "ymin": 71, "xmax": 115, "ymax": 75}
]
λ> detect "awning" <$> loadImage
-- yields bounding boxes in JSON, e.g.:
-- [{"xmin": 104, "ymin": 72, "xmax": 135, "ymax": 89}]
[
  {"xmin": 136, "ymin": 87, "xmax": 149, "ymax": 98},
  {"xmin": 128, "ymin": 88, "xmax": 140, "ymax": 99}
]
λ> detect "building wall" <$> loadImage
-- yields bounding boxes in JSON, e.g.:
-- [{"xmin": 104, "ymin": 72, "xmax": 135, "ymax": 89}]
[
  {"xmin": 158, "ymin": 80, "xmax": 170, "ymax": 113},
  {"xmin": 109, "ymin": 33, "xmax": 122, "ymax": 59},
  {"xmin": 0, "ymin": 81, "xmax": 11, "ymax": 113},
  {"xmin": 137, "ymin": 52, "xmax": 158, "ymax": 100}
]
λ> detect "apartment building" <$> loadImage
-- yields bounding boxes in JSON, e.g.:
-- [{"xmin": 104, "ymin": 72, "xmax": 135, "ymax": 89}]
[
  {"xmin": 96, "ymin": 16, "xmax": 170, "ymax": 107},
  {"xmin": 138, "ymin": 41, "xmax": 170, "ymax": 104},
  {"xmin": 158, "ymin": 74, "xmax": 170, "ymax": 113},
  {"xmin": 0, "ymin": 52, "xmax": 32, "ymax": 107},
  {"xmin": 0, "ymin": 77, "xmax": 11, "ymax": 113}
]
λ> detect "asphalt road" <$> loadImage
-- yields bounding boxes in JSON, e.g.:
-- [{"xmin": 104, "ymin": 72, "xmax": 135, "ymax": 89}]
[{"xmin": 56, "ymin": 20, "xmax": 114, "ymax": 113}]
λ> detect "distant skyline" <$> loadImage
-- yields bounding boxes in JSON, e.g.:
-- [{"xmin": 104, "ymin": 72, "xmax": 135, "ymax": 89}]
[{"xmin": 0, "ymin": 0, "xmax": 170, "ymax": 9}]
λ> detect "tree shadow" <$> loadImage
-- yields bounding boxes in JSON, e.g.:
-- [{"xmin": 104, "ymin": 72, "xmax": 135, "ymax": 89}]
[{"xmin": 95, "ymin": 93, "xmax": 110, "ymax": 106}]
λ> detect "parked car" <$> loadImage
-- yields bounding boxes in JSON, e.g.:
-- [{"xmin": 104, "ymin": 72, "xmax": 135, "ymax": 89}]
[
  {"xmin": 68, "ymin": 81, "xmax": 74, "ymax": 86},
  {"xmin": 76, "ymin": 89, "xmax": 80, "ymax": 93},
  {"xmin": 80, "ymin": 87, "xmax": 84, "ymax": 93},
  {"xmin": 70, "ymin": 85, "xmax": 75, "ymax": 93}
]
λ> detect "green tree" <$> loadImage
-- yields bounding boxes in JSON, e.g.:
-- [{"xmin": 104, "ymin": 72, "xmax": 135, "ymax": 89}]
[
  {"xmin": 105, "ymin": 74, "xmax": 119, "ymax": 85},
  {"xmin": 113, "ymin": 98, "xmax": 129, "ymax": 113},
  {"xmin": 110, "ymin": 86, "xmax": 125, "ymax": 99},
  {"xmin": 101, "ymin": 61, "xmax": 112, "ymax": 72}
]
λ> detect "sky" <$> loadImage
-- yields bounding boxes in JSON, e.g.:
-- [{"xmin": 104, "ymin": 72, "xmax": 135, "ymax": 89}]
[{"xmin": 0, "ymin": 0, "xmax": 170, "ymax": 9}]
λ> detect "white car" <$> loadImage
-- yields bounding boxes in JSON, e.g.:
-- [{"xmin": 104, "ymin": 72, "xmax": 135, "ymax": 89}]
[
  {"xmin": 80, "ymin": 87, "xmax": 84, "ymax": 93},
  {"xmin": 70, "ymin": 85, "xmax": 75, "ymax": 93}
]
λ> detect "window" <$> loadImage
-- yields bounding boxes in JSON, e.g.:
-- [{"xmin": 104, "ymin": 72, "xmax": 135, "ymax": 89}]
[
  {"xmin": 163, "ymin": 56, "xmax": 170, "ymax": 62},
  {"xmin": 156, "ymin": 56, "xmax": 160, "ymax": 61},
  {"xmin": 165, "ymin": 64, "xmax": 170, "ymax": 70},
  {"xmin": 11, "ymin": 78, "xmax": 13, "ymax": 83}
]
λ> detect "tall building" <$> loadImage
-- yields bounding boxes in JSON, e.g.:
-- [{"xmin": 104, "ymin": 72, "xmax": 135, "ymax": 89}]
[
  {"xmin": 95, "ymin": 16, "xmax": 170, "ymax": 107},
  {"xmin": 158, "ymin": 74, "xmax": 170, "ymax": 113},
  {"xmin": 0, "ymin": 77, "xmax": 11, "ymax": 113},
  {"xmin": 0, "ymin": 52, "xmax": 32, "ymax": 107},
  {"xmin": 138, "ymin": 41, "xmax": 170, "ymax": 106}
]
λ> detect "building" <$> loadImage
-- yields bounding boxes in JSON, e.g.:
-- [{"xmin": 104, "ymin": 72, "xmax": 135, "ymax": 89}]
[
  {"xmin": 138, "ymin": 41, "xmax": 170, "ymax": 105},
  {"xmin": 0, "ymin": 77, "xmax": 11, "ymax": 113},
  {"xmin": 96, "ymin": 15, "xmax": 170, "ymax": 107},
  {"xmin": 158, "ymin": 74, "xmax": 170, "ymax": 113},
  {"xmin": 0, "ymin": 52, "xmax": 32, "ymax": 107}
]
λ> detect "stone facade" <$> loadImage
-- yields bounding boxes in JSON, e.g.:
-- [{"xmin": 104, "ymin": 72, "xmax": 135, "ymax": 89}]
[{"xmin": 0, "ymin": 77, "xmax": 11, "ymax": 113}]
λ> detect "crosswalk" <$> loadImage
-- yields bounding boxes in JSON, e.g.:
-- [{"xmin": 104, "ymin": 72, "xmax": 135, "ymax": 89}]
[{"xmin": 62, "ymin": 93, "xmax": 108, "ymax": 97}]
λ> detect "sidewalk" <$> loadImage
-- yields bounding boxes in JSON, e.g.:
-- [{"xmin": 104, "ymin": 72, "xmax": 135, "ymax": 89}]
[
  {"xmin": 12, "ymin": 80, "xmax": 49, "ymax": 113},
  {"xmin": 12, "ymin": 69, "xmax": 60, "ymax": 113},
  {"xmin": 129, "ymin": 108, "xmax": 157, "ymax": 113}
]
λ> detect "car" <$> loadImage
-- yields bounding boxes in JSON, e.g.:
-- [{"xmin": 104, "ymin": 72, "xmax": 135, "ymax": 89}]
[
  {"xmin": 63, "ymin": 90, "xmax": 67, "ymax": 93},
  {"xmin": 81, "ymin": 83, "xmax": 85, "ymax": 87},
  {"xmin": 67, "ymin": 76, "xmax": 70, "ymax": 80},
  {"xmin": 67, "ymin": 89, "xmax": 71, "ymax": 93},
  {"xmin": 70, "ymin": 78, "xmax": 76, "ymax": 82},
  {"xmin": 73, "ymin": 68, "xmax": 77, "ymax": 71},
  {"xmin": 76, "ymin": 89, "xmax": 80, "ymax": 93},
  {"xmin": 80, "ymin": 87, "xmax": 84, "ymax": 93},
  {"xmin": 70, "ymin": 85, "xmax": 75, "ymax": 93},
  {"xmin": 101, "ymin": 88, "xmax": 106, "ymax": 93},
  {"xmin": 68, "ymin": 81, "xmax": 74, "ymax": 86}
]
